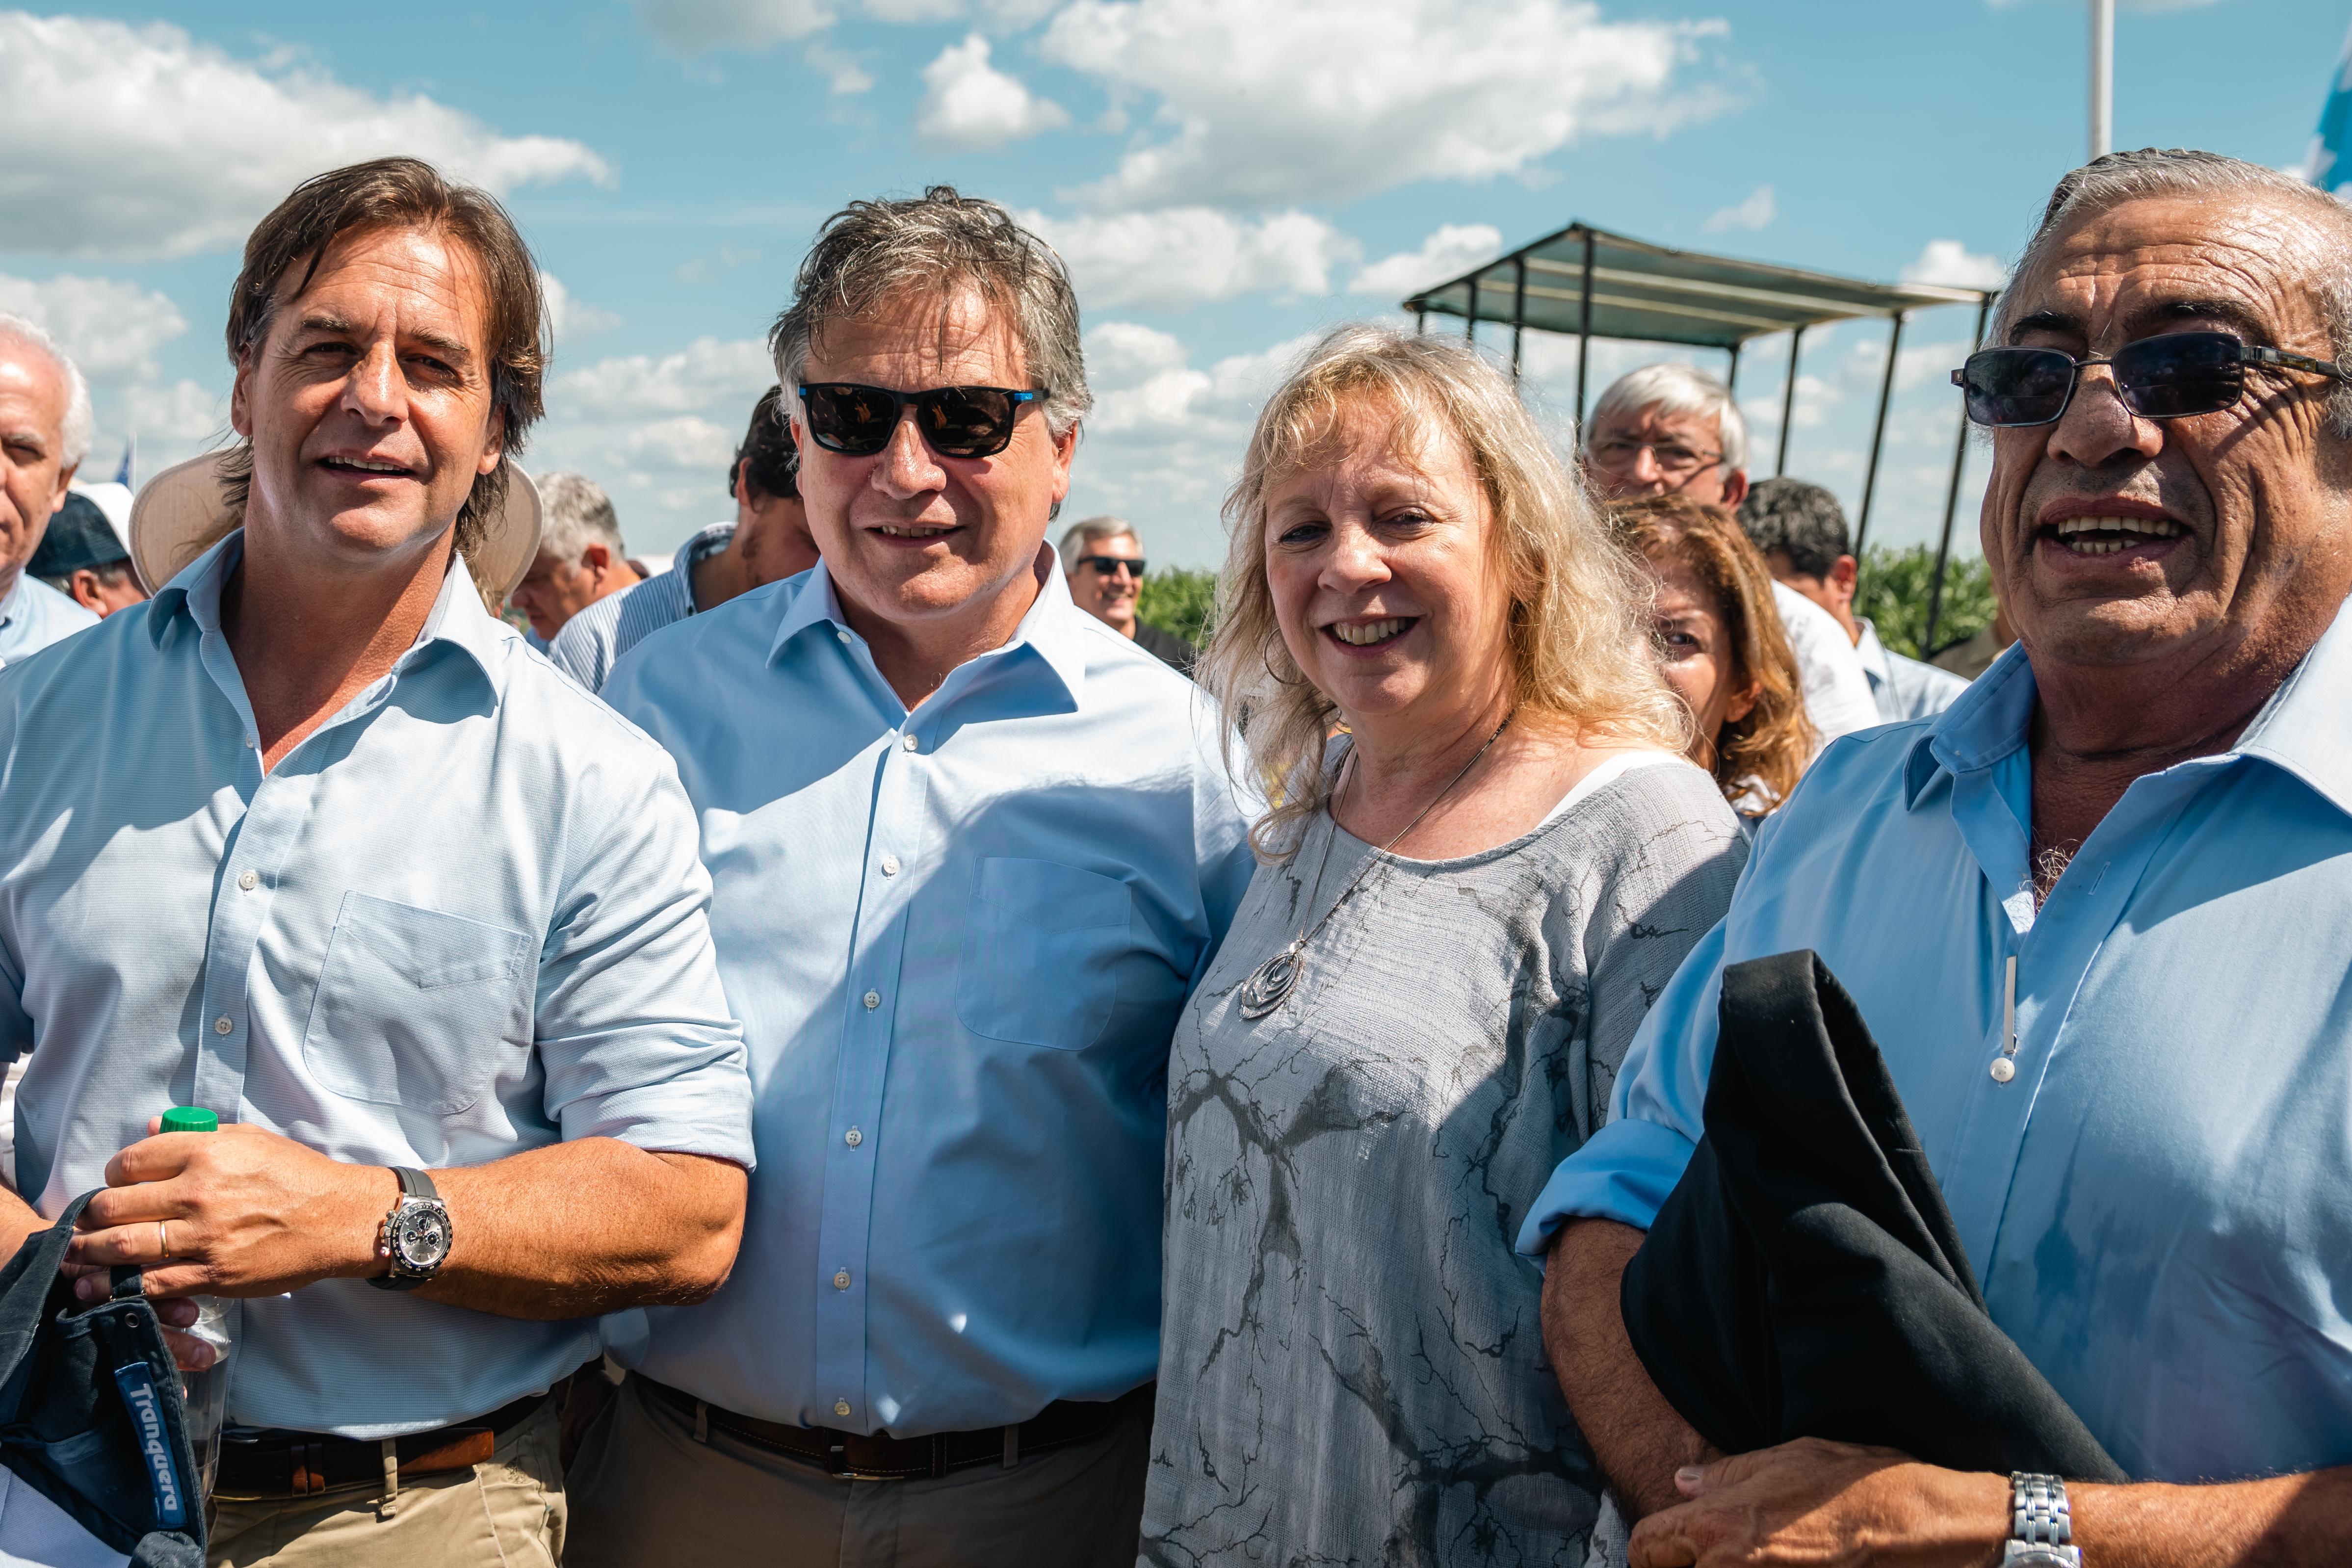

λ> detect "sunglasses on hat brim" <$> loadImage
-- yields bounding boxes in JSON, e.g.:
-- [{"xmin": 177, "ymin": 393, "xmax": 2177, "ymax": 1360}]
[
  {"xmin": 1952, "ymin": 331, "xmax": 2352, "ymax": 427},
  {"xmin": 797, "ymin": 383, "xmax": 1047, "ymax": 460}
]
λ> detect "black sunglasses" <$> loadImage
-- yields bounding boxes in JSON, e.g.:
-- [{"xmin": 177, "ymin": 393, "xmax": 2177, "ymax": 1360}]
[
  {"xmin": 1952, "ymin": 331, "xmax": 2352, "ymax": 427},
  {"xmin": 1076, "ymin": 555, "xmax": 1145, "ymax": 578},
  {"xmin": 797, "ymin": 383, "xmax": 1046, "ymax": 459}
]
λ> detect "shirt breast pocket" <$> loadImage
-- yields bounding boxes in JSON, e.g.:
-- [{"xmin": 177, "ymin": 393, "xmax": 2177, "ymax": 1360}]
[
  {"xmin": 300, "ymin": 892, "xmax": 534, "ymax": 1116},
  {"xmin": 954, "ymin": 857, "xmax": 1132, "ymax": 1051}
]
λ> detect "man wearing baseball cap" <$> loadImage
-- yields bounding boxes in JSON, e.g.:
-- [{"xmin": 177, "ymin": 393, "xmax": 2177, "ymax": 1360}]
[
  {"xmin": 0, "ymin": 157, "xmax": 754, "ymax": 1566},
  {"xmin": 28, "ymin": 491, "xmax": 146, "ymax": 617}
]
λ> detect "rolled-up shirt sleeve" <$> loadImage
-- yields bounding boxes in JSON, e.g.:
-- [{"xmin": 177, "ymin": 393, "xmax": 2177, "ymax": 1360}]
[
  {"xmin": 1515, "ymin": 916, "xmax": 1723, "ymax": 1261},
  {"xmin": 536, "ymin": 747, "xmax": 754, "ymax": 1167}
]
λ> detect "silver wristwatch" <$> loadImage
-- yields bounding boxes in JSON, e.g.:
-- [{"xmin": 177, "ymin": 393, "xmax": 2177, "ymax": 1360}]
[
  {"xmin": 367, "ymin": 1166, "xmax": 451, "ymax": 1291},
  {"xmin": 2005, "ymin": 1473, "xmax": 2083, "ymax": 1566}
]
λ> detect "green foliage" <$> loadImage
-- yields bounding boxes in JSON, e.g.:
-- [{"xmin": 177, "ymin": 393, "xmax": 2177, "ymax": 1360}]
[
  {"xmin": 1138, "ymin": 566, "xmax": 1220, "ymax": 648},
  {"xmin": 1855, "ymin": 544, "xmax": 1995, "ymax": 661}
]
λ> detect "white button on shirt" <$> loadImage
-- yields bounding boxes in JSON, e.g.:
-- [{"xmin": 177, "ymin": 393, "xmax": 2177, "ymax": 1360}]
[{"xmin": 0, "ymin": 533, "xmax": 755, "ymax": 1439}]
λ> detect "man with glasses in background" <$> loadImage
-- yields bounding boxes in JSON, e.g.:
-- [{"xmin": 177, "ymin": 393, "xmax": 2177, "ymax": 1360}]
[
  {"xmin": 1059, "ymin": 515, "xmax": 1195, "ymax": 674},
  {"xmin": 1527, "ymin": 149, "xmax": 2352, "ymax": 1567},
  {"xmin": 1582, "ymin": 364, "xmax": 1880, "ymax": 752},
  {"xmin": 571, "ymin": 186, "xmax": 1253, "ymax": 1565}
]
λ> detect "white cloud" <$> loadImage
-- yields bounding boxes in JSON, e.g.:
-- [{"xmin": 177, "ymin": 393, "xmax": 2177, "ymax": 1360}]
[
  {"xmin": 532, "ymin": 337, "xmax": 777, "ymax": 544},
  {"xmin": 626, "ymin": 0, "xmax": 835, "ymax": 49},
  {"xmin": 1085, "ymin": 320, "xmax": 1191, "ymax": 385},
  {"xmin": 1703, "ymin": 183, "xmax": 1776, "ymax": 234},
  {"xmin": 539, "ymin": 275, "xmax": 622, "ymax": 345},
  {"xmin": 0, "ymin": 14, "xmax": 609, "ymax": 261},
  {"xmin": 1903, "ymin": 238, "xmax": 2009, "ymax": 291},
  {"xmin": 1042, "ymin": 0, "xmax": 1730, "ymax": 209},
  {"xmin": 915, "ymin": 34, "xmax": 1070, "ymax": 151},
  {"xmin": 549, "ymin": 337, "xmax": 775, "ymax": 421},
  {"xmin": 805, "ymin": 40, "xmax": 876, "ymax": 93},
  {"xmin": 1347, "ymin": 224, "xmax": 1504, "ymax": 299},
  {"xmin": 116, "ymin": 379, "xmax": 228, "ymax": 447},
  {"xmin": 624, "ymin": 415, "xmax": 739, "ymax": 470},
  {"xmin": 0, "ymin": 274, "xmax": 187, "ymax": 381},
  {"xmin": 1025, "ymin": 207, "xmax": 1358, "ymax": 310}
]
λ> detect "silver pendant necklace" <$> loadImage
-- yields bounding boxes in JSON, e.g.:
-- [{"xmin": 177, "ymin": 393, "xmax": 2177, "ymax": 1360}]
[{"xmin": 1237, "ymin": 711, "xmax": 1514, "ymax": 1021}]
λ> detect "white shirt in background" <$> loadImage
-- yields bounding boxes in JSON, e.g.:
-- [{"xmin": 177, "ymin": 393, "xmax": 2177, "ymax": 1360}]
[{"xmin": 1771, "ymin": 581, "xmax": 1880, "ymax": 751}]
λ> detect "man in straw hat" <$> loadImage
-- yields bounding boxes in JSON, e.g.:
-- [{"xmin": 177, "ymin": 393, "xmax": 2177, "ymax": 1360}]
[{"xmin": 0, "ymin": 157, "xmax": 754, "ymax": 1565}]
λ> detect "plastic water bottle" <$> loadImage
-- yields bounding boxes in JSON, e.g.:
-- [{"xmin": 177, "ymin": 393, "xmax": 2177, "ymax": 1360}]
[{"xmin": 159, "ymin": 1106, "xmax": 239, "ymax": 1497}]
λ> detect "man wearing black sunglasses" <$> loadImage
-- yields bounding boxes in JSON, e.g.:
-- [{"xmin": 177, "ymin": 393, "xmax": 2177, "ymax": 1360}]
[
  {"xmin": 1057, "ymin": 515, "xmax": 1197, "ymax": 675},
  {"xmin": 1530, "ymin": 149, "xmax": 2352, "ymax": 1568},
  {"xmin": 575, "ymin": 187, "xmax": 1253, "ymax": 1567}
]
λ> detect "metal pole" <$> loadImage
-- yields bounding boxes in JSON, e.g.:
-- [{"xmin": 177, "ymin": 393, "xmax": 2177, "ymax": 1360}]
[
  {"xmin": 1414, "ymin": 306, "xmax": 1426, "ymax": 336},
  {"xmin": 1465, "ymin": 275, "xmax": 1479, "ymax": 345},
  {"xmin": 1925, "ymin": 296, "xmax": 1994, "ymax": 654},
  {"xmin": 1725, "ymin": 340, "xmax": 1741, "ymax": 395},
  {"xmin": 1853, "ymin": 312, "xmax": 1906, "ymax": 562},
  {"xmin": 1573, "ymin": 229, "xmax": 1596, "ymax": 427},
  {"xmin": 1510, "ymin": 256, "xmax": 1528, "ymax": 384},
  {"xmin": 1774, "ymin": 325, "xmax": 1804, "ymax": 477},
  {"xmin": 2090, "ymin": 0, "xmax": 2114, "ymax": 159}
]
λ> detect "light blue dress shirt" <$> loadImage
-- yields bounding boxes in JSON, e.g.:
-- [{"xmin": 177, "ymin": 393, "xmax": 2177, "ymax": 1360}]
[
  {"xmin": 602, "ymin": 559, "xmax": 1254, "ymax": 1436},
  {"xmin": 0, "ymin": 533, "xmax": 754, "ymax": 1439},
  {"xmin": 0, "ymin": 572, "xmax": 97, "ymax": 670},
  {"xmin": 1520, "ymin": 601, "xmax": 2352, "ymax": 1484},
  {"xmin": 547, "ymin": 522, "xmax": 732, "ymax": 694}
]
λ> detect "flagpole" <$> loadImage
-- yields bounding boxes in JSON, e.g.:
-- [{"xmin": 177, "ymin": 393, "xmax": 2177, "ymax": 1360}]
[{"xmin": 2090, "ymin": 0, "xmax": 2114, "ymax": 159}]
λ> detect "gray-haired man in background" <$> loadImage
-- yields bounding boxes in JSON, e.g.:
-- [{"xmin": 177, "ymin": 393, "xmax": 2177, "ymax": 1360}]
[
  {"xmin": 0, "ymin": 314, "xmax": 99, "ymax": 669},
  {"xmin": 505, "ymin": 470, "xmax": 639, "ymax": 644},
  {"xmin": 1059, "ymin": 515, "xmax": 1195, "ymax": 675}
]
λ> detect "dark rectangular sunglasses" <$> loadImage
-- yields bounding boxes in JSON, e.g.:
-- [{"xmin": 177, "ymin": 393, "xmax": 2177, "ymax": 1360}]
[
  {"xmin": 1952, "ymin": 331, "xmax": 2352, "ymax": 427},
  {"xmin": 1076, "ymin": 555, "xmax": 1146, "ymax": 577},
  {"xmin": 798, "ymin": 382, "xmax": 1046, "ymax": 459}
]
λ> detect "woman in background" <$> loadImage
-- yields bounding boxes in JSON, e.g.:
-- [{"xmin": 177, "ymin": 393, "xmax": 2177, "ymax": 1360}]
[{"xmin": 1610, "ymin": 493, "xmax": 1814, "ymax": 821}]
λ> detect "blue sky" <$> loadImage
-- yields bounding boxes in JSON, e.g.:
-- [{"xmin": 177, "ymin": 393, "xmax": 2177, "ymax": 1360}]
[{"xmin": 5, "ymin": 0, "xmax": 2350, "ymax": 565}]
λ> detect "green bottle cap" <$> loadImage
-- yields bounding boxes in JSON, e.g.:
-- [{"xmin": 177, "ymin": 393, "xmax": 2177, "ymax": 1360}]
[{"xmin": 159, "ymin": 1106, "xmax": 218, "ymax": 1134}]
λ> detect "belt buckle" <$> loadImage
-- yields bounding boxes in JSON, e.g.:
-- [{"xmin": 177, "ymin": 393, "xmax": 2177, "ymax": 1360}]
[{"xmin": 825, "ymin": 1431, "xmax": 933, "ymax": 1482}]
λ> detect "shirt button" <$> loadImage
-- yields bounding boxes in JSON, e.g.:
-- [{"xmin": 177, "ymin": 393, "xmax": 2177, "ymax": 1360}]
[
  {"xmin": 237, "ymin": 870, "xmax": 259, "ymax": 891},
  {"xmin": 836, "ymin": 630, "xmax": 851, "ymax": 644},
  {"xmin": 833, "ymin": 1269, "xmax": 851, "ymax": 1290},
  {"xmin": 1989, "ymin": 1057, "xmax": 2016, "ymax": 1084},
  {"xmin": 881, "ymin": 856, "xmax": 900, "ymax": 877},
  {"xmin": 212, "ymin": 1016, "xmax": 232, "ymax": 1036},
  {"xmin": 862, "ymin": 990, "xmax": 881, "ymax": 1010},
  {"xmin": 901, "ymin": 734, "xmax": 919, "ymax": 753},
  {"xmin": 834, "ymin": 1399, "xmax": 852, "ymax": 1419},
  {"xmin": 844, "ymin": 1127, "xmax": 863, "ymax": 1148}
]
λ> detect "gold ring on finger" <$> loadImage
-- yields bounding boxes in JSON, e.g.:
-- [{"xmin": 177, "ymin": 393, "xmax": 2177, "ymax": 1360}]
[{"xmin": 157, "ymin": 1220, "xmax": 170, "ymax": 1260}]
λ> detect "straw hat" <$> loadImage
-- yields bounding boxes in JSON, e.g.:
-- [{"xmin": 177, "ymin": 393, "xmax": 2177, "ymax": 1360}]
[{"xmin": 128, "ymin": 453, "xmax": 544, "ymax": 602}]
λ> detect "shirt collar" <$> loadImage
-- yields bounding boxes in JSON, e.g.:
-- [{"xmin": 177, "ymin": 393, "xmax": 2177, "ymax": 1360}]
[
  {"xmin": 0, "ymin": 572, "xmax": 20, "ymax": 630},
  {"xmin": 1902, "ymin": 596, "xmax": 2352, "ymax": 819},
  {"xmin": 1854, "ymin": 618, "xmax": 1892, "ymax": 684},
  {"xmin": 143, "ymin": 528, "xmax": 512, "ymax": 699},
  {"xmin": 769, "ymin": 549, "xmax": 1092, "ymax": 708}
]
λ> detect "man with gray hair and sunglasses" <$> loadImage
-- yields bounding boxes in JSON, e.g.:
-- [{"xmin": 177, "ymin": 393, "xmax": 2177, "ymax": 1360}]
[
  {"xmin": 1525, "ymin": 148, "xmax": 2352, "ymax": 1566},
  {"xmin": 0, "ymin": 315, "xmax": 100, "ymax": 670},
  {"xmin": 570, "ymin": 187, "xmax": 1253, "ymax": 1564}
]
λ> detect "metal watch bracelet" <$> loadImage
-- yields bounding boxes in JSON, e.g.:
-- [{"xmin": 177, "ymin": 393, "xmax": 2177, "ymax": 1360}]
[{"xmin": 2005, "ymin": 1472, "xmax": 2083, "ymax": 1567}]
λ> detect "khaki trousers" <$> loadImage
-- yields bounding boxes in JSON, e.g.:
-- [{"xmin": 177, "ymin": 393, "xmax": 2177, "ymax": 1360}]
[
  {"xmin": 207, "ymin": 1399, "xmax": 566, "ymax": 1568},
  {"xmin": 564, "ymin": 1375, "xmax": 1150, "ymax": 1568}
]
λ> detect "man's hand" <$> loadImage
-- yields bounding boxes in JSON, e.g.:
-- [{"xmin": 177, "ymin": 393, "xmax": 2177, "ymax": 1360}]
[
  {"xmin": 1627, "ymin": 1437, "xmax": 2008, "ymax": 1568},
  {"xmin": 64, "ymin": 1120, "xmax": 391, "ymax": 1302}
]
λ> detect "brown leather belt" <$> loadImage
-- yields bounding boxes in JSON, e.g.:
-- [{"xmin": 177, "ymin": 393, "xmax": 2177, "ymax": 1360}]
[
  {"xmin": 212, "ymin": 1391, "xmax": 553, "ymax": 1499},
  {"xmin": 637, "ymin": 1375, "xmax": 1152, "ymax": 1481}
]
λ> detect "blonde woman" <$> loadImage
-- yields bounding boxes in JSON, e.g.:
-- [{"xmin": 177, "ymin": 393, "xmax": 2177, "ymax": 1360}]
[
  {"xmin": 1609, "ymin": 494, "xmax": 1816, "ymax": 819},
  {"xmin": 1141, "ymin": 327, "xmax": 1749, "ymax": 1565}
]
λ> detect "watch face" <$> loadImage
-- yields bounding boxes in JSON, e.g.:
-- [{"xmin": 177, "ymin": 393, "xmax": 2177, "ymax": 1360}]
[{"xmin": 391, "ymin": 1202, "xmax": 451, "ymax": 1271}]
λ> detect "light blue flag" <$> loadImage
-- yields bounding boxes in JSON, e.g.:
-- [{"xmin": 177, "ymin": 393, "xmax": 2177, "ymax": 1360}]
[{"xmin": 2308, "ymin": 16, "xmax": 2352, "ymax": 193}]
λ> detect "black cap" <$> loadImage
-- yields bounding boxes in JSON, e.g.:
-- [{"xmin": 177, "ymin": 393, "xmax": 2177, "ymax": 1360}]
[{"xmin": 26, "ymin": 492, "xmax": 129, "ymax": 579}]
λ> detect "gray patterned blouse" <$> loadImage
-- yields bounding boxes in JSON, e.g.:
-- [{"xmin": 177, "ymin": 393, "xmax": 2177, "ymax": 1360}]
[{"xmin": 1141, "ymin": 757, "xmax": 1746, "ymax": 1568}]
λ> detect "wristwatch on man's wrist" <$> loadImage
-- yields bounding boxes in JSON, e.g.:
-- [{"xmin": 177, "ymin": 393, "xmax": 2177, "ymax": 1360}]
[
  {"xmin": 367, "ymin": 1166, "xmax": 452, "ymax": 1291},
  {"xmin": 2004, "ymin": 1473, "xmax": 2084, "ymax": 1566}
]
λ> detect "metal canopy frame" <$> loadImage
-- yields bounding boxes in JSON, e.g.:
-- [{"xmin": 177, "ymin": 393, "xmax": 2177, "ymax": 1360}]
[{"xmin": 1408, "ymin": 222, "xmax": 1996, "ymax": 613}]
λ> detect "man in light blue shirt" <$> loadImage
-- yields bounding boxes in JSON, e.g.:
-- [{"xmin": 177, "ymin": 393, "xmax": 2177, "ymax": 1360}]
[
  {"xmin": 1523, "ymin": 150, "xmax": 2352, "ymax": 1565},
  {"xmin": 0, "ymin": 315, "xmax": 99, "ymax": 671},
  {"xmin": 570, "ymin": 187, "xmax": 1252, "ymax": 1567},
  {"xmin": 0, "ymin": 158, "xmax": 754, "ymax": 1567}
]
